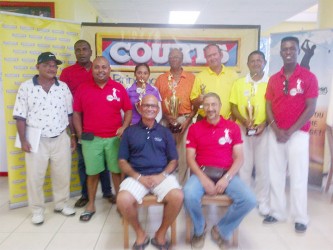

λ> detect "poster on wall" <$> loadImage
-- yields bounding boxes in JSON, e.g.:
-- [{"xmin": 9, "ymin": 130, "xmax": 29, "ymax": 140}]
[
  {"xmin": 0, "ymin": 12, "xmax": 81, "ymax": 208},
  {"xmin": 81, "ymin": 23, "xmax": 260, "ymax": 88},
  {"xmin": 270, "ymin": 30, "xmax": 333, "ymax": 187},
  {"xmin": 0, "ymin": 42, "xmax": 7, "ymax": 175}
]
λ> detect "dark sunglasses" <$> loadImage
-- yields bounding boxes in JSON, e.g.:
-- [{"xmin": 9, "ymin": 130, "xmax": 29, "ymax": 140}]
[{"xmin": 283, "ymin": 80, "xmax": 289, "ymax": 95}]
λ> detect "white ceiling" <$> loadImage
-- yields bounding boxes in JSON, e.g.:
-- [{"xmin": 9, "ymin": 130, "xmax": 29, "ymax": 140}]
[{"xmin": 88, "ymin": 0, "xmax": 318, "ymax": 31}]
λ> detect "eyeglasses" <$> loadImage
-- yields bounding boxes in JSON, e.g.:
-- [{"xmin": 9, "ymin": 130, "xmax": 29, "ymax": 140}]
[
  {"xmin": 283, "ymin": 80, "xmax": 289, "ymax": 95},
  {"xmin": 141, "ymin": 104, "xmax": 158, "ymax": 109}
]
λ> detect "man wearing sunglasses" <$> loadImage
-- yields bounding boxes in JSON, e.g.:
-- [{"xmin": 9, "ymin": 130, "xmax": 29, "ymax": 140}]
[{"xmin": 264, "ymin": 36, "xmax": 318, "ymax": 234}]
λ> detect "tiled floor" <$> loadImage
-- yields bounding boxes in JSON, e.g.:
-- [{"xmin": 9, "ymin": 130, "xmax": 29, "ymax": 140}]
[{"xmin": 0, "ymin": 176, "xmax": 333, "ymax": 250}]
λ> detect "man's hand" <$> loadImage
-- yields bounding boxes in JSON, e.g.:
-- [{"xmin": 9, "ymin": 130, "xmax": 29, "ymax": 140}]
[
  {"xmin": 202, "ymin": 176, "xmax": 217, "ymax": 196},
  {"xmin": 138, "ymin": 175, "xmax": 154, "ymax": 189},
  {"xmin": 138, "ymin": 174, "xmax": 165, "ymax": 189},
  {"xmin": 165, "ymin": 114, "xmax": 177, "ymax": 125},
  {"xmin": 116, "ymin": 126, "xmax": 126, "ymax": 137},
  {"xmin": 70, "ymin": 136, "xmax": 77, "ymax": 153},
  {"xmin": 149, "ymin": 174, "xmax": 166, "ymax": 188},
  {"xmin": 179, "ymin": 118, "xmax": 191, "ymax": 134},
  {"xmin": 215, "ymin": 177, "xmax": 229, "ymax": 194},
  {"xmin": 21, "ymin": 139, "xmax": 32, "ymax": 153},
  {"xmin": 273, "ymin": 126, "xmax": 290, "ymax": 143},
  {"xmin": 254, "ymin": 122, "xmax": 266, "ymax": 136}
]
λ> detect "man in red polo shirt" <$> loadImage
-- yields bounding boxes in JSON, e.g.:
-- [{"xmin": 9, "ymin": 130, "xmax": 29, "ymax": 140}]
[
  {"xmin": 263, "ymin": 36, "xmax": 318, "ymax": 234},
  {"xmin": 73, "ymin": 56, "xmax": 132, "ymax": 222},
  {"xmin": 183, "ymin": 92, "xmax": 256, "ymax": 249},
  {"xmin": 60, "ymin": 40, "xmax": 115, "ymax": 208}
]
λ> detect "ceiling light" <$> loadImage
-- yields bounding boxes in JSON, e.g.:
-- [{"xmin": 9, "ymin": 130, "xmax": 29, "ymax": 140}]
[{"xmin": 169, "ymin": 11, "xmax": 200, "ymax": 24}]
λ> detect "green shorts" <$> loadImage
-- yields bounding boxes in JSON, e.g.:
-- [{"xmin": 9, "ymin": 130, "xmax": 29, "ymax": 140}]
[{"xmin": 81, "ymin": 136, "xmax": 120, "ymax": 175}]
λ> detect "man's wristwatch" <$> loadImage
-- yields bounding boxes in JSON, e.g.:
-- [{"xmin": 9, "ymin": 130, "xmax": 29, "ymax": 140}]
[
  {"xmin": 162, "ymin": 171, "xmax": 169, "ymax": 178},
  {"xmin": 224, "ymin": 173, "xmax": 232, "ymax": 182}
]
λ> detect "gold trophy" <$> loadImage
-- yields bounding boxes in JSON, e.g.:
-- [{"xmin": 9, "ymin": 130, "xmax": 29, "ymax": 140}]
[
  {"xmin": 165, "ymin": 74, "xmax": 181, "ymax": 133},
  {"xmin": 135, "ymin": 79, "xmax": 146, "ymax": 112},
  {"xmin": 245, "ymin": 83, "xmax": 257, "ymax": 136},
  {"xmin": 199, "ymin": 83, "xmax": 206, "ymax": 109}
]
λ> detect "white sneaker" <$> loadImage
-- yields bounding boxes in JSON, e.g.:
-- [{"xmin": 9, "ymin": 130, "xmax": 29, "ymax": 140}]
[
  {"xmin": 31, "ymin": 213, "xmax": 44, "ymax": 225},
  {"xmin": 54, "ymin": 206, "xmax": 76, "ymax": 216},
  {"xmin": 258, "ymin": 204, "xmax": 270, "ymax": 217}
]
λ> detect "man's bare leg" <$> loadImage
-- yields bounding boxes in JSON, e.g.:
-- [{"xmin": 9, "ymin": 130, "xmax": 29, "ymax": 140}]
[
  {"xmin": 155, "ymin": 189, "xmax": 184, "ymax": 244},
  {"xmin": 117, "ymin": 190, "xmax": 147, "ymax": 244},
  {"xmin": 85, "ymin": 174, "xmax": 99, "ymax": 212},
  {"xmin": 112, "ymin": 173, "xmax": 122, "ymax": 195}
]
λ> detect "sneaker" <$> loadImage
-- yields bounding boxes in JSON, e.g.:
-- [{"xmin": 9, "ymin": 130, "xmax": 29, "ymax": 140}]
[
  {"xmin": 191, "ymin": 224, "xmax": 207, "ymax": 249},
  {"xmin": 263, "ymin": 215, "xmax": 278, "ymax": 224},
  {"xmin": 74, "ymin": 196, "xmax": 89, "ymax": 208},
  {"xmin": 258, "ymin": 204, "xmax": 270, "ymax": 217},
  {"xmin": 31, "ymin": 213, "xmax": 44, "ymax": 225},
  {"xmin": 295, "ymin": 223, "xmax": 307, "ymax": 233},
  {"xmin": 54, "ymin": 206, "xmax": 76, "ymax": 216}
]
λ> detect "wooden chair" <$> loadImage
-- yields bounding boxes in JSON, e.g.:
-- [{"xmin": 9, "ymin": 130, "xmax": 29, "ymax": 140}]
[
  {"xmin": 123, "ymin": 194, "xmax": 177, "ymax": 249},
  {"xmin": 185, "ymin": 194, "xmax": 238, "ymax": 246}
]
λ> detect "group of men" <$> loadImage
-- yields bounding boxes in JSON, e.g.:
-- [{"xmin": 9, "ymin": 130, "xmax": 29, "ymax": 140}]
[{"xmin": 13, "ymin": 35, "xmax": 318, "ymax": 249}]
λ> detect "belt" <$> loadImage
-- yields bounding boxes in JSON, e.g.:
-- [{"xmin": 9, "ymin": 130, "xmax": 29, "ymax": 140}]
[
  {"xmin": 48, "ymin": 130, "xmax": 65, "ymax": 138},
  {"xmin": 50, "ymin": 135, "xmax": 60, "ymax": 138}
]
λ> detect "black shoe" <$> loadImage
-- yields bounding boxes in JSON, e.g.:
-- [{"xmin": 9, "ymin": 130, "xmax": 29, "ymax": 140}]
[
  {"xmin": 74, "ymin": 196, "xmax": 89, "ymax": 208},
  {"xmin": 263, "ymin": 215, "xmax": 278, "ymax": 224},
  {"xmin": 295, "ymin": 223, "xmax": 307, "ymax": 233},
  {"xmin": 103, "ymin": 193, "xmax": 116, "ymax": 204}
]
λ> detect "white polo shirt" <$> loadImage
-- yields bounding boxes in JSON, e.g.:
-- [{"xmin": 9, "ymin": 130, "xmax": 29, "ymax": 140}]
[{"xmin": 13, "ymin": 75, "xmax": 73, "ymax": 138}]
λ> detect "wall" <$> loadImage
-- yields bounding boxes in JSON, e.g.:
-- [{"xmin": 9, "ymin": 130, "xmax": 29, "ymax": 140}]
[
  {"xmin": 263, "ymin": 21, "xmax": 317, "ymax": 37},
  {"xmin": 0, "ymin": 0, "xmax": 97, "ymax": 173},
  {"xmin": 1, "ymin": 0, "xmax": 98, "ymax": 22}
]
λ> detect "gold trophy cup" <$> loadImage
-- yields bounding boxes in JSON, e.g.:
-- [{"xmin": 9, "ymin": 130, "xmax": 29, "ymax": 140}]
[
  {"xmin": 165, "ymin": 74, "xmax": 181, "ymax": 133},
  {"xmin": 245, "ymin": 99, "xmax": 257, "ymax": 136},
  {"xmin": 135, "ymin": 79, "xmax": 146, "ymax": 113}
]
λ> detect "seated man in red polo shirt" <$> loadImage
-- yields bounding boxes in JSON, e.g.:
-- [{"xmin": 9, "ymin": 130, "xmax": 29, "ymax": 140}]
[
  {"xmin": 183, "ymin": 92, "xmax": 256, "ymax": 249},
  {"xmin": 73, "ymin": 56, "xmax": 132, "ymax": 222}
]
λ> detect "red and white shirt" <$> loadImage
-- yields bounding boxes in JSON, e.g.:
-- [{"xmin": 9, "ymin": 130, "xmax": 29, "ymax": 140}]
[{"xmin": 186, "ymin": 116, "xmax": 242, "ymax": 169}]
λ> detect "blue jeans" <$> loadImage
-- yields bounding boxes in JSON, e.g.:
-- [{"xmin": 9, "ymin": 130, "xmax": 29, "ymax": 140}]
[
  {"xmin": 183, "ymin": 175, "xmax": 256, "ymax": 240},
  {"xmin": 77, "ymin": 143, "xmax": 112, "ymax": 198}
]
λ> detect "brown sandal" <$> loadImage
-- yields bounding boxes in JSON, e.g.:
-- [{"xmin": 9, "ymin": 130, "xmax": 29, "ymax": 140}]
[{"xmin": 211, "ymin": 225, "xmax": 228, "ymax": 249}]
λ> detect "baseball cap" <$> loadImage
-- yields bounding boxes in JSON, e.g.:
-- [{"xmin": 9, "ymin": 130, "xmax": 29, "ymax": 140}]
[{"xmin": 37, "ymin": 52, "xmax": 62, "ymax": 65}]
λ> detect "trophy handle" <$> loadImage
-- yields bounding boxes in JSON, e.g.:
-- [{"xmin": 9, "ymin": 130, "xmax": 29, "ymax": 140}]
[
  {"xmin": 135, "ymin": 101, "xmax": 142, "ymax": 115},
  {"xmin": 164, "ymin": 99, "xmax": 170, "ymax": 113}
]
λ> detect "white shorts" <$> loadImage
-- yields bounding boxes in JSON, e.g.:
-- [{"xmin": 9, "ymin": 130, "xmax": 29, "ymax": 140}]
[{"xmin": 119, "ymin": 174, "xmax": 181, "ymax": 204}]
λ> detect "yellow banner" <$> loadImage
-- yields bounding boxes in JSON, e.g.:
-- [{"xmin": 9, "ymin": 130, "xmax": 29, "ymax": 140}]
[{"xmin": 0, "ymin": 13, "xmax": 81, "ymax": 208}]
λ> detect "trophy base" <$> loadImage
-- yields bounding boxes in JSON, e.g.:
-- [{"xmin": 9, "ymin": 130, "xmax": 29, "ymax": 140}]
[
  {"xmin": 168, "ymin": 123, "xmax": 182, "ymax": 133},
  {"xmin": 246, "ymin": 128, "xmax": 257, "ymax": 136}
]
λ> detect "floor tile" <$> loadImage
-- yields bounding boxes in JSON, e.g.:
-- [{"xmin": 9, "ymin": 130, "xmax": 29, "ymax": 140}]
[
  {"xmin": 0, "ymin": 176, "xmax": 333, "ymax": 249},
  {"xmin": 47, "ymin": 232, "xmax": 100, "ymax": 250},
  {"xmin": 0, "ymin": 232, "xmax": 54, "ymax": 250}
]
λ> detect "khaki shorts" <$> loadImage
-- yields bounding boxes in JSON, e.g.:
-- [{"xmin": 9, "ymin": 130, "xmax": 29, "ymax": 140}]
[
  {"xmin": 82, "ymin": 136, "xmax": 120, "ymax": 175},
  {"xmin": 119, "ymin": 175, "xmax": 181, "ymax": 204}
]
